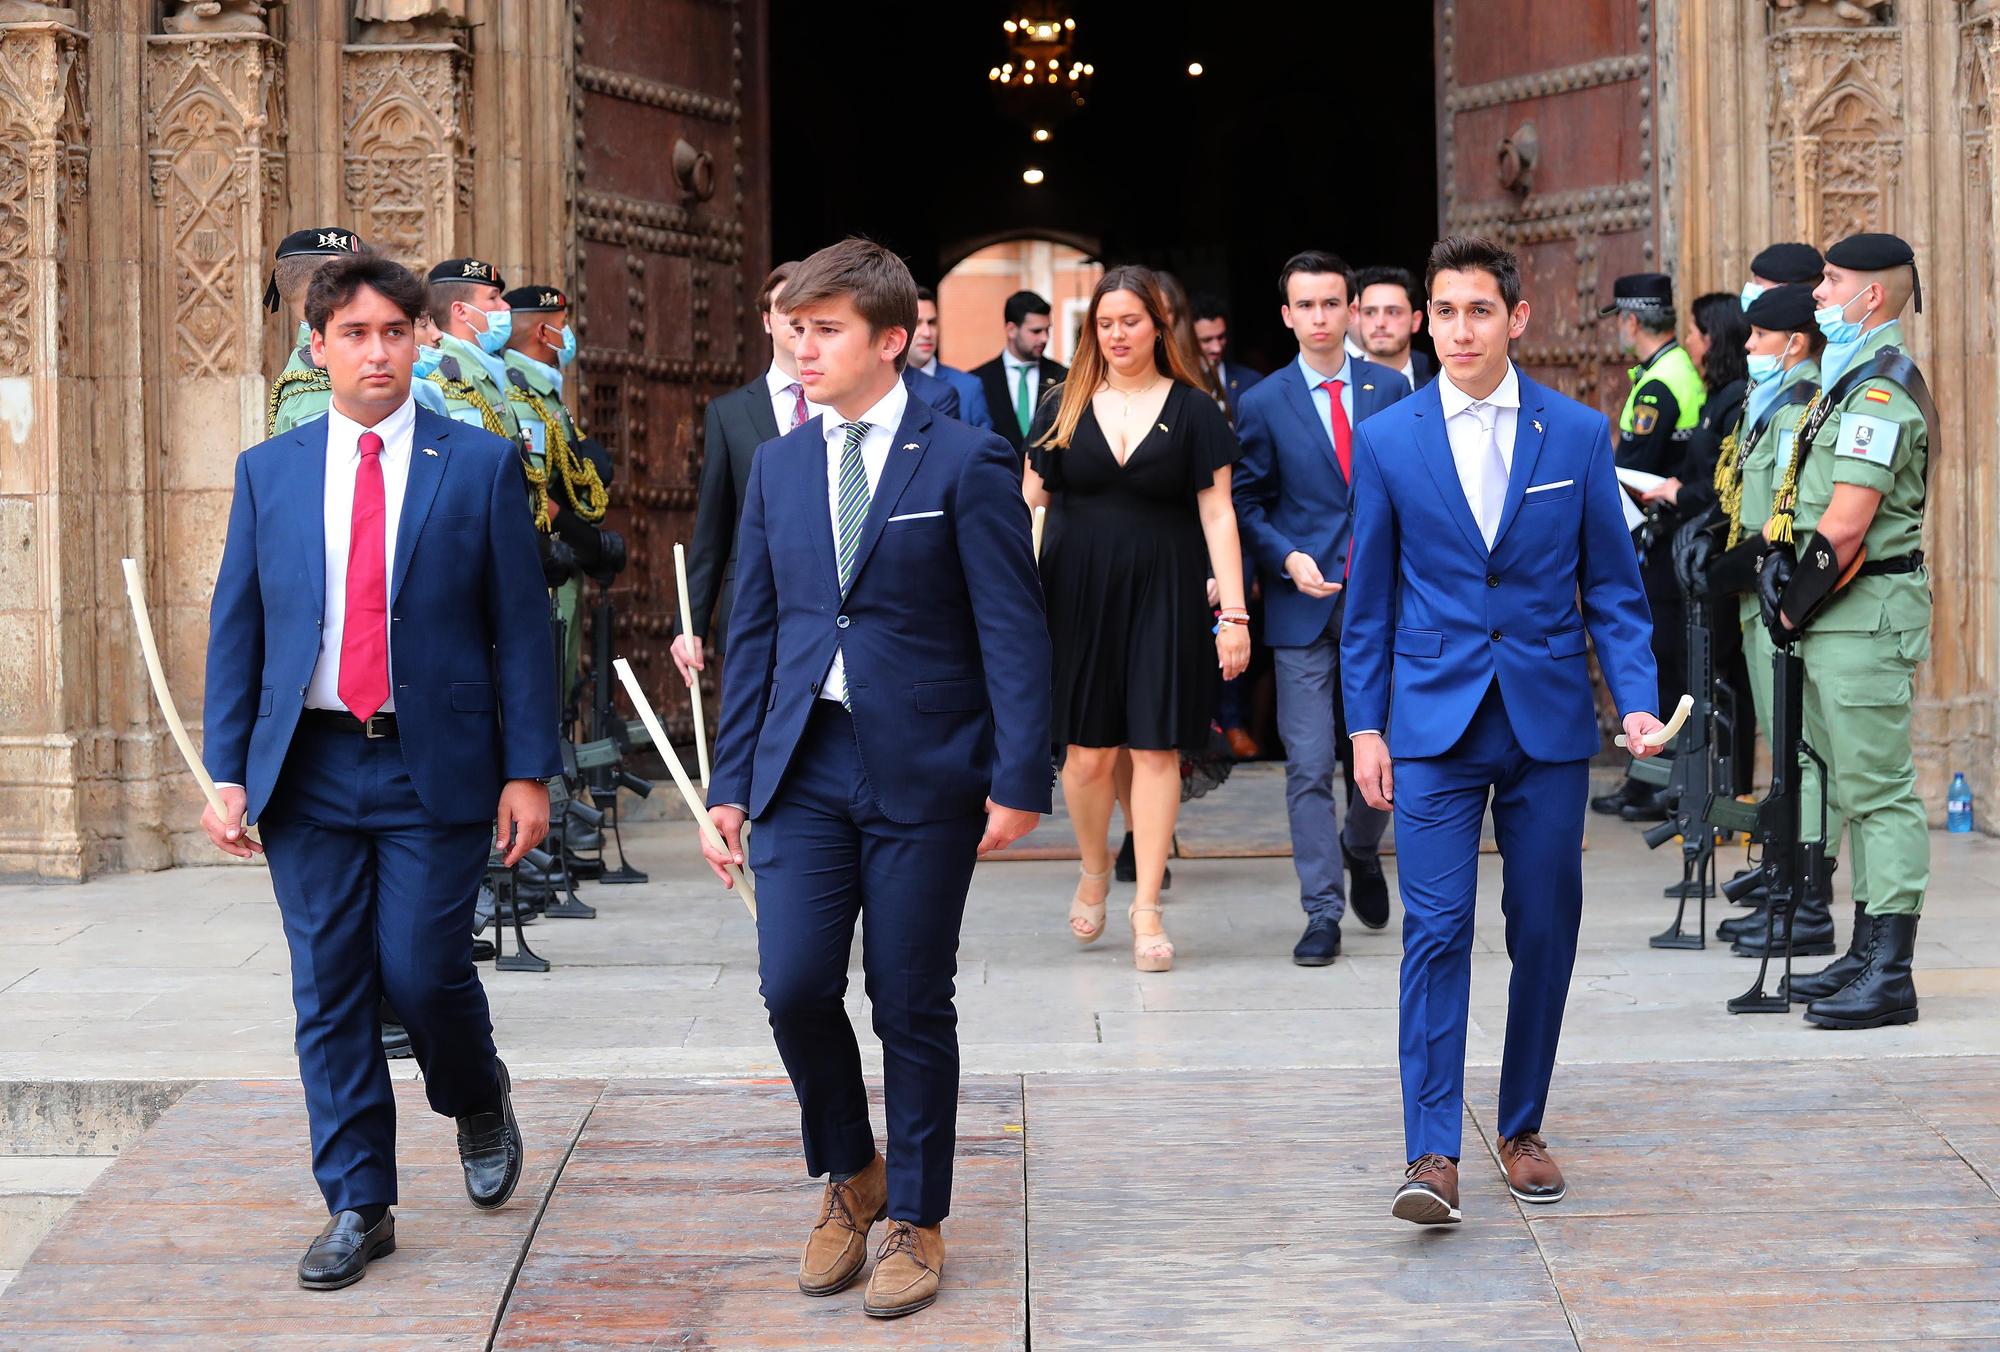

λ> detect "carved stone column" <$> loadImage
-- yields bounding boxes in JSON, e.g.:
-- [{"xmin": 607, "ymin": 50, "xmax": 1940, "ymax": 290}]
[
  {"xmin": 143, "ymin": 22, "xmax": 284, "ymax": 863},
  {"xmin": 342, "ymin": 11, "xmax": 472, "ymax": 269},
  {"xmin": 0, "ymin": 17, "xmax": 90, "ymax": 878}
]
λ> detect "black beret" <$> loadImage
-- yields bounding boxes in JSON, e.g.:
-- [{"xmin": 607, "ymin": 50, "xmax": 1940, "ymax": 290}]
[
  {"xmin": 275, "ymin": 227, "xmax": 363, "ymax": 260},
  {"xmin": 502, "ymin": 285, "xmax": 569, "ymax": 313},
  {"xmin": 1744, "ymin": 283, "xmax": 1818, "ymax": 333},
  {"xmin": 1749, "ymin": 242, "xmax": 1823, "ymax": 285},
  {"xmin": 1598, "ymin": 272, "xmax": 1674, "ymax": 316},
  {"xmin": 428, "ymin": 257, "xmax": 507, "ymax": 290},
  {"xmin": 1825, "ymin": 232, "xmax": 1921, "ymax": 312}
]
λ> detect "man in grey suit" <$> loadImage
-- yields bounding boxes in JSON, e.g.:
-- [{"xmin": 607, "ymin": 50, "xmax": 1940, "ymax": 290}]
[{"xmin": 676, "ymin": 261, "xmax": 825, "ymax": 685}]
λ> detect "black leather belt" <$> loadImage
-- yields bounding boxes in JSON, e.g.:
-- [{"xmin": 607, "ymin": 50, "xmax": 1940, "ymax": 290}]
[
  {"xmin": 302, "ymin": 708, "xmax": 399, "ymax": 738},
  {"xmin": 1856, "ymin": 551, "xmax": 1924, "ymax": 577}
]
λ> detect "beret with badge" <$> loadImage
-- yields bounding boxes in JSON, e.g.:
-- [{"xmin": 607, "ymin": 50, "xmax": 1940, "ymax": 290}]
[{"xmin": 264, "ymin": 226, "xmax": 364, "ymax": 312}]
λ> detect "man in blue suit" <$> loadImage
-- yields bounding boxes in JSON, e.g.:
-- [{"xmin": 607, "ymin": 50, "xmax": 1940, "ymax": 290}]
[
  {"xmin": 1341, "ymin": 236, "xmax": 1664, "ymax": 1226},
  {"xmin": 901, "ymin": 360, "xmax": 960, "ymax": 418},
  {"xmin": 202, "ymin": 254, "xmax": 560, "ymax": 1288},
  {"xmin": 910, "ymin": 286, "xmax": 994, "ymax": 430},
  {"xmin": 700, "ymin": 239, "xmax": 1050, "ymax": 1320},
  {"xmin": 1236, "ymin": 251, "xmax": 1409, "ymax": 966}
]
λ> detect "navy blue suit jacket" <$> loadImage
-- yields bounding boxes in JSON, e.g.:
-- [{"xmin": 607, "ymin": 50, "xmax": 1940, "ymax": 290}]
[
  {"xmin": 901, "ymin": 365, "xmax": 960, "ymax": 419},
  {"xmin": 931, "ymin": 363, "xmax": 994, "ymax": 431},
  {"xmin": 1232, "ymin": 355, "xmax": 1410, "ymax": 647},
  {"xmin": 203, "ymin": 406, "xmax": 561, "ymax": 826},
  {"xmin": 710, "ymin": 394, "xmax": 1053, "ymax": 824},
  {"xmin": 1339, "ymin": 369, "xmax": 1657, "ymax": 763}
]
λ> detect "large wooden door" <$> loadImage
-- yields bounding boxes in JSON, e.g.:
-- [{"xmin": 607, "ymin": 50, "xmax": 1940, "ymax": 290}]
[
  {"xmin": 1436, "ymin": 0, "xmax": 1659, "ymax": 415},
  {"xmin": 574, "ymin": 0, "xmax": 770, "ymax": 729}
]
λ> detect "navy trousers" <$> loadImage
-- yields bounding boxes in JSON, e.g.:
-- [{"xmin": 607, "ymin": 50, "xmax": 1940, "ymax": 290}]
[
  {"xmin": 260, "ymin": 721, "xmax": 499, "ymax": 1214},
  {"xmin": 750, "ymin": 703, "xmax": 984, "ymax": 1227},
  {"xmin": 1273, "ymin": 614, "xmax": 1391, "ymax": 923},
  {"xmin": 1391, "ymin": 683, "xmax": 1588, "ymax": 1162}
]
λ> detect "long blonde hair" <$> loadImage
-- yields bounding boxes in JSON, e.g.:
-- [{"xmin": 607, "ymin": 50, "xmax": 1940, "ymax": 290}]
[{"xmin": 1034, "ymin": 265, "xmax": 1209, "ymax": 450}]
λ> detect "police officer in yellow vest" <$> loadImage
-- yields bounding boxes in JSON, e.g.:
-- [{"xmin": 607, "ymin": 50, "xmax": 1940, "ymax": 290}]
[
  {"xmin": 265, "ymin": 227, "xmax": 364, "ymax": 437},
  {"xmin": 502, "ymin": 284, "xmax": 608, "ymax": 706},
  {"xmin": 1593, "ymin": 272, "xmax": 1709, "ymax": 817},
  {"xmin": 1760, "ymin": 232, "xmax": 1936, "ymax": 1031},
  {"xmin": 422, "ymin": 257, "xmax": 521, "ymax": 442}
]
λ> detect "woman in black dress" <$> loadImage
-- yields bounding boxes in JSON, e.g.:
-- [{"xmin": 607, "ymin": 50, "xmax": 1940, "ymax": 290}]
[{"xmin": 1023, "ymin": 266, "xmax": 1251, "ymax": 972}]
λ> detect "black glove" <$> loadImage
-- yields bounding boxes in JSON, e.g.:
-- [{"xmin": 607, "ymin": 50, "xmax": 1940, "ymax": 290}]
[
  {"xmin": 1671, "ymin": 508, "xmax": 1720, "ymax": 598},
  {"xmin": 1757, "ymin": 546, "xmax": 1795, "ymax": 647},
  {"xmin": 539, "ymin": 533, "xmax": 579, "ymax": 586}
]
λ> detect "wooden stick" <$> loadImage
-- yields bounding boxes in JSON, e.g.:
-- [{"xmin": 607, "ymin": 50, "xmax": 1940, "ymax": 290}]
[
  {"xmin": 1032, "ymin": 504, "xmax": 1047, "ymax": 560},
  {"xmin": 1615, "ymin": 692, "xmax": 1694, "ymax": 749},
  {"xmin": 613, "ymin": 657, "xmax": 755, "ymax": 917},
  {"xmin": 671, "ymin": 542, "xmax": 710, "ymax": 787},
  {"xmin": 120, "ymin": 557, "xmax": 258, "ymax": 844}
]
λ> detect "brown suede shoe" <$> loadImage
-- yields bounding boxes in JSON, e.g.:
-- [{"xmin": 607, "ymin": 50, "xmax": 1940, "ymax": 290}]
[
  {"xmin": 798, "ymin": 1154, "xmax": 887, "ymax": 1296},
  {"xmin": 862, "ymin": 1220, "xmax": 944, "ymax": 1319},
  {"xmin": 1391, "ymin": 1154, "xmax": 1461, "ymax": 1225},
  {"xmin": 1497, "ymin": 1132, "xmax": 1566, "ymax": 1204}
]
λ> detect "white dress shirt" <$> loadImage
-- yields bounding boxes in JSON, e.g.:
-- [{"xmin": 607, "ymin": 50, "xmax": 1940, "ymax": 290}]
[
  {"xmin": 1436, "ymin": 360, "xmax": 1521, "ymax": 549},
  {"xmin": 1002, "ymin": 352, "xmax": 1040, "ymax": 414},
  {"xmin": 765, "ymin": 363, "xmax": 826, "ymax": 434},
  {"xmin": 306, "ymin": 394, "xmax": 417, "ymax": 712},
  {"xmin": 818, "ymin": 378, "xmax": 908, "ymax": 706},
  {"xmin": 916, "ymin": 356, "xmax": 940, "ymax": 377}
]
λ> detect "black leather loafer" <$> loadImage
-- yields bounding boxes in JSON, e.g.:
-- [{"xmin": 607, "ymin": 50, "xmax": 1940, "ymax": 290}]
[
  {"xmin": 1344, "ymin": 847, "xmax": 1391, "ymax": 930},
  {"xmin": 298, "ymin": 1209, "xmax": 395, "ymax": 1290},
  {"xmin": 458, "ymin": 1058, "xmax": 524, "ymax": 1209},
  {"xmin": 1293, "ymin": 917, "xmax": 1341, "ymax": 966}
]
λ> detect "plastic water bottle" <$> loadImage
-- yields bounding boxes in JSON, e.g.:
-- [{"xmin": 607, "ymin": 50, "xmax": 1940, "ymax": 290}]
[{"xmin": 1947, "ymin": 772, "xmax": 1974, "ymax": 834}]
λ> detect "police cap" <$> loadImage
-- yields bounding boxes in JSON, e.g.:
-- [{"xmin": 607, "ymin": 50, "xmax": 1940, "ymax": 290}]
[
  {"xmin": 1598, "ymin": 272, "xmax": 1674, "ymax": 317},
  {"xmin": 1748, "ymin": 242, "xmax": 1823, "ymax": 285},
  {"xmin": 1825, "ymin": 232, "xmax": 1921, "ymax": 312},
  {"xmin": 502, "ymin": 285, "xmax": 569, "ymax": 313},
  {"xmin": 428, "ymin": 257, "xmax": 507, "ymax": 291},
  {"xmin": 1744, "ymin": 283, "xmax": 1818, "ymax": 333}
]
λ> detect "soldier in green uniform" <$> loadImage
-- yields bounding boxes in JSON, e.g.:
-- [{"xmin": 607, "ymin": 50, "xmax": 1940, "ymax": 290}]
[
  {"xmin": 1593, "ymin": 272, "xmax": 1709, "ymax": 818},
  {"xmin": 1761, "ymin": 232, "xmax": 1936, "ymax": 1030},
  {"xmin": 1708, "ymin": 282, "xmax": 1851, "ymax": 958},
  {"xmin": 501, "ymin": 284, "xmax": 608, "ymax": 706},
  {"xmin": 264, "ymin": 227, "xmax": 364, "ymax": 437},
  {"xmin": 422, "ymin": 256, "xmax": 521, "ymax": 444}
]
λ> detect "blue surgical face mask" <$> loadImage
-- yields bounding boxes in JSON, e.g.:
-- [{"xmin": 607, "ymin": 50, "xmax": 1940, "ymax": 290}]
[
  {"xmin": 1740, "ymin": 282, "xmax": 1766, "ymax": 312},
  {"xmin": 471, "ymin": 304, "xmax": 513, "ymax": 354},
  {"xmin": 1745, "ymin": 351, "xmax": 1784, "ymax": 384},
  {"xmin": 1814, "ymin": 287, "xmax": 1867, "ymax": 347},
  {"xmin": 552, "ymin": 324, "xmax": 577, "ymax": 369},
  {"xmin": 413, "ymin": 344, "xmax": 443, "ymax": 380}
]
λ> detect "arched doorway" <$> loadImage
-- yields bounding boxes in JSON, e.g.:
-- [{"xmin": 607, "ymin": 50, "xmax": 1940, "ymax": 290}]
[{"xmin": 936, "ymin": 236, "xmax": 1104, "ymax": 370}]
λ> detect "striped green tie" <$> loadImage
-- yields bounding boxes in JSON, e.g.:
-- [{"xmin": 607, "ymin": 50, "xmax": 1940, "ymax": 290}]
[{"xmin": 835, "ymin": 420, "xmax": 871, "ymax": 595}]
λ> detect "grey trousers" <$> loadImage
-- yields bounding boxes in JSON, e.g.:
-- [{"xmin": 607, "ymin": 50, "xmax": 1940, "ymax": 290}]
[{"xmin": 1273, "ymin": 625, "xmax": 1391, "ymax": 922}]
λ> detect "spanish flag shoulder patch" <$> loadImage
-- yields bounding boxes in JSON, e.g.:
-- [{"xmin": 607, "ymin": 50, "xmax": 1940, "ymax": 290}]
[{"xmin": 1863, "ymin": 386, "xmax": 1894, "ymax": 404}]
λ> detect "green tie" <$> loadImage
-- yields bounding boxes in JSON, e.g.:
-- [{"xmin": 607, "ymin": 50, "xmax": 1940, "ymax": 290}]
[
  {"xmin": 1014, "ymin": 363, "xmax": 1034, "ymax": 436},
  {"xmin": 835, "ymin": 420, "xmax": 871, "ymax": 595}
]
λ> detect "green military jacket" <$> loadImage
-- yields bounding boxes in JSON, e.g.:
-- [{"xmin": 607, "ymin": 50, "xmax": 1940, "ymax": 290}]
[
  {"xmin": 1790, "ymin": 322, "xmax": 1931, "ymax": 635},
  {"xmin": 502, "ymin": 348, "xmax": 576, "ymax": 472},
  {"xmin": 267, "ymin": 326, "xmax": 332, "ymax": 438},
  {"xmin": 1734, "ymin": 358, "xmax": 1818, "ymax": 627},
  {"xmin": 423, "ymin": 332, "xmax": 520, "ymax": 440}
]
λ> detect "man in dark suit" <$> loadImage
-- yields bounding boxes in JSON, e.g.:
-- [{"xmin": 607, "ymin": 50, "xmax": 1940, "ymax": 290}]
[
  {"xmin": 202, "ymin": 254, "xmax": 559, "ymax": 1288},
  {"xmin": 1354, "ymin": 265, "xmax": 1436, "ymax": 390},
  {"xmin": 1234, "ymin": 251, "xmax": 1409, "ymax": 968},
  {"xmin": 700, "ymin": 239, "xmax": 1051, "ymax": 1320},
  {"xmin": 910, "ymin": 285, "xmax": 994, "ymax": 430},
  {"xmin": 969, "ymin": 289, "xmax": 1067, "ymax": 459},
  {"xmin": 1192, "ymin": 292, "xmax": 1257, "ymax": 423},
  {"xmin": 901, "ymin": 362, "xmax": 960, "ymax": 417}
]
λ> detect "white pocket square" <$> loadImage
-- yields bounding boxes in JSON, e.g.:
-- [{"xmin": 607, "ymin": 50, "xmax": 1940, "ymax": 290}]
[
  {"xmin": 1524, "ymin": 479, "xmax": 1574, "ymax": 495},
  {"xmin": 886, "ymin": 510, "xmax": 944, "ymax": 522}
]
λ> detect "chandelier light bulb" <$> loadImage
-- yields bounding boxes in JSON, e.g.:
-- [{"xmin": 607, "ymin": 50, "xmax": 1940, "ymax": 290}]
[{"xmin": 1023, "ymin": 167, "xmax": 1045, "ymax": 185}]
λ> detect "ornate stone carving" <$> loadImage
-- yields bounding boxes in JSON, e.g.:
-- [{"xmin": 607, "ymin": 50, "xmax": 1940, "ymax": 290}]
[
  {"xmin": 354, "ymin": 0, "xmax": 470, "ymax": 46},
  {"xmin": 0, "ymin": 20, "xmax": 86, "ymax": 378},
  {"xmin": 144, "ymin": 35, "xmax": 282, "ymax": 378},
  {"xmin": 1766, "ymin": 24, "xmax": 1904, "ymax": 241},
  {"xmin": 341, "ymin": 42, "xmax": 471, "ymax": 267},
  {"xmin": 0, "ymin": 3, "xmax": 78, "ymax": 24},
  {"xmin": 163, "ymin": 0, "xmax": 280, "ymax": 35},
  {"xmin": 1768, "ymin": 0, "xmax": 1892, "ymax": 28}
]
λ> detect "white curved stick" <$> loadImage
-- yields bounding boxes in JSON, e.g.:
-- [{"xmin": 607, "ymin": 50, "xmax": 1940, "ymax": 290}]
[
  {"xmin": 613, "ymin": 657, "xmax": 755, "ymax": 918},
  {"xmin": 1032, "ymin": 504, "xmax": 1047, "ymax": 560},
  {"xmin": 120, "ymin": 558, "xmax": 258, "ymax": 844},
  {"xmin": 671, "ymin": 542, "xmax": 710, "ymax": 788},
  {"xmin": 1615, "ymin": 692, "xmax": 1694, "ymax": 749}
]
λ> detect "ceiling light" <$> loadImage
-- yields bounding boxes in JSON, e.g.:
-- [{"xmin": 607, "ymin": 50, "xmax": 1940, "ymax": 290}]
[
  {"xmin": 1033, "ymin": 127, "xmax": 1050, "ymax": 142},
  {"xmin": 1023, "ymin": 167, "xmax": 1045, "ymax": 185},
  {"xmin": 1187, "ymin": 62, "xmax": 1204, "ymax": 77}
]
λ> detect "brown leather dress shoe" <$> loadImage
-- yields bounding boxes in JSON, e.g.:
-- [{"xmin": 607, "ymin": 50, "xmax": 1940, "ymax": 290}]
[
  {"xmin": 863, "ymin": 1220, "xmax": 944, "ymax": 1319},
  {"xmin": 798, "ymin": 1154, "xmax": 887, "ymax": 1296},
  {"xmin": 1497, "ymin": 1132, "xmax": 1567, "ymax": 1203},
  {"xmin": 1391, "ymin": 1154, "xmax": 1461, "ymax": 1225},
  {"xmin": 1224, "ymin": 727, "xmax": 1260, "ymax": 759}
]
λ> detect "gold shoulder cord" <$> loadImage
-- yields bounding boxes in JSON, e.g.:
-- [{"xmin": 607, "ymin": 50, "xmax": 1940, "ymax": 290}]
[
  {"xmin": 432, "ymin": 375, "xmax": 554, "ymax": 530},
  {"xmin": 1765, "ymin": 395, "xmax": 1819, "ymax": 546},
  {"xmin": 266, "ymin": 368, "xmax": 331, "ymax": 437},
  {"xmin": 1714, "ymin": 419, "xmax": 1745, "ymax": 547},
  {"xmin": 507, "ymin": 384, "xmax": 609, "ymax": 524}
]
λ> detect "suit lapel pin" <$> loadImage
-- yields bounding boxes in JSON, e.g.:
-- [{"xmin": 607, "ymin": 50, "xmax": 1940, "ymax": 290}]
[
  {"xmin": 421, "ymin": 446, "xmax": 439, "ymax": 456},
  {"xmin": 1158, "ymin": 422, "xmax": 1170, "ymax": 433},
  {"xmin": 901, "ymin": 442, "xmax": 919, "ymax": 451},
  {"xmin": 1362, "ymin": 383, "xmax": 1375, "ymax": 392},
  {"xmin": 1532, "ymin": 420, "xmax": 1543, "ymax": 434}
]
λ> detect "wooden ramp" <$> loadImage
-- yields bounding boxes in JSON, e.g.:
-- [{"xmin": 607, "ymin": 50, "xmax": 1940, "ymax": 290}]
[{"xmin": 9, "ymin": 1061, "xmax": 2000, "ymax": 1348}]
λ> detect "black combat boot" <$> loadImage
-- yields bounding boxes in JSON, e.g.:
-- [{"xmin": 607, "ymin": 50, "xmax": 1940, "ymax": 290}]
[
  {"xmin": 1717, "ymin": 904, "xmax": 1769, "ymax": 943},
  {"xmin": 1804, "ymin": 912, "xmax": 1919, "ymax": 1030},
  {"xmin": 1590, "ymin": 777, "xmax": 1646, "ymax": 817},
  {"xmin": 1781, "ymin": 904, "xmax": 1876, "ymax": 1004},
  {"xmin": 1732, "ymin": 874, "xmax": 1836, "ymax": 957}
]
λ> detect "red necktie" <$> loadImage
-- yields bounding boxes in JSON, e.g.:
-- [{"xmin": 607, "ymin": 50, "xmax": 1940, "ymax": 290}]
[
  {"xmin": 338, "ymin": 430, "xmax": 390, "ymax": 721},
  {"xmin": 787, "ymin": 381, "xmax": 808, "ymax": 430},
  {"xmin": 1319, "ymin": 378, "xmax": 1352, "ymax": 483}
]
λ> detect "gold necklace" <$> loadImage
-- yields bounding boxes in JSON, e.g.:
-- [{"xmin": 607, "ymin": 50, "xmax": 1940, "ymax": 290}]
[{"xmin": 1101, "ymin": 374, "xmax": 1163, "ymax": 418}]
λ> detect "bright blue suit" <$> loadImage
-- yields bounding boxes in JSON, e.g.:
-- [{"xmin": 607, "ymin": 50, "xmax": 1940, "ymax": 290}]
[
  {"xmin": 1340, "ymin": 368, "xmax": 1655, "ymax": 1161},
  {"xmin": 901, "ymin": 364, "xmax": 960, "ymax": 420},
  {"xmin": 711, "ymin": 391, "xmax": 1051, "ymax": 1225},
  {"xmin": 930, "ymin": 361, "xmax": 994, "ymax": 431},
  {"xmin": 204, "ymin": 405, "xmax": 560, "ymax": 1214}
]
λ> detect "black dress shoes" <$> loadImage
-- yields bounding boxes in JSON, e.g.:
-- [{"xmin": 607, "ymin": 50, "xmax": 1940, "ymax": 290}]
[
  {"xmin": 458, "ymin": 1058, "xmax": 524, "ymax": 1210},
  {"xmin": 1589, "ymin": 778, "xmax": 1643, "ymax": 816},
  {"xmin": 1293, "ymin": 917, "xmax": 1341, "ymax": 966},
  {"xmin": 1344, "ymin": 847, "xmax": 1391, "ymax": 930},
  {"xmin": 298, "ymin": 1209, "xmax": 395, "ymax": 1290}
]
